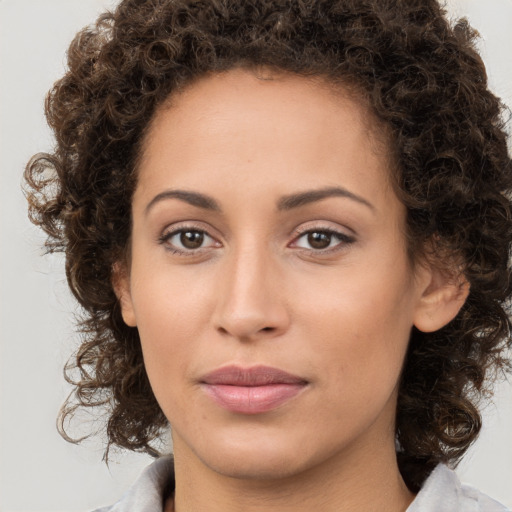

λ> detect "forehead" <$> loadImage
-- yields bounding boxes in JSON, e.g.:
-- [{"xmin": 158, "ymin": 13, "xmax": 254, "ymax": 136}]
[
  {"xmin": 135, "ymin": 68, "xmax": 396, "ymax": 212},
  {"xmin": 144, "ymin": 67, "xmax": 388, "ymax": 161}
]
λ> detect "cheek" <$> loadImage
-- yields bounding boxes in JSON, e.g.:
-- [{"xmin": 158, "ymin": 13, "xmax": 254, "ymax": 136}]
[
  {"xmin": 298, "ymin": 262, "xmax": 415, "ymax": 404},
  {"xmin": 131, "ymin": 252, "xmax": 216, "ymax": 331},
  {"xmin": 129, "ymin": 265, "xmax": 216, "ymax": 393}
]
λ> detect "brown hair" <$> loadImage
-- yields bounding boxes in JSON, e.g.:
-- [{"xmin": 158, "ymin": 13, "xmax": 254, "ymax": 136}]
[{"xmin": 24, "ymin": 0, "xmax": 512, "ymax": 491}]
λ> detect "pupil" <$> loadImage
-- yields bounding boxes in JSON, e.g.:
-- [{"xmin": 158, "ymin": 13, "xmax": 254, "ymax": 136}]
[
  {"xmin": 180, "ymin": 230, "xmax": 204, "ymax": 249},
  {"xmin": 308, "ymin": 232, "xmax": 331, "ymax": 249}
]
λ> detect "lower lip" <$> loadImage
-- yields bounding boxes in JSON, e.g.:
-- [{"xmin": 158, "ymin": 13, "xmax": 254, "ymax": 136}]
[{"xmin": 201, "ymin": 383, "xmax": 306, "ymax": 414}]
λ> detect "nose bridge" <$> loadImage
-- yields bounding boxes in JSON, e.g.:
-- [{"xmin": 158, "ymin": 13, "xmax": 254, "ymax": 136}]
[{"xmin": 214, "ymin": 237, "xmax": 288, "ymax": 339}]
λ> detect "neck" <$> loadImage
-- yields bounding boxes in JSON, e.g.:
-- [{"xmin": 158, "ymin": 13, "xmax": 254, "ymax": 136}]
[{"xmin": 168, "ymin": 432, "xmax": 414, "ymax": 512}]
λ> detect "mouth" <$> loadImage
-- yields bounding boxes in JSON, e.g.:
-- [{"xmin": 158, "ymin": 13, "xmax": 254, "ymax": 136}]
[{"xmin": 200, "ymin": 365, "xmax": 308, "ymax": 414}]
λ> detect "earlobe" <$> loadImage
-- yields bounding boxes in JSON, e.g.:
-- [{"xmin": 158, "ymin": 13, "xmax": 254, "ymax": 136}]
[
  {"xmin": 112, "ymin": 262, "xmax": 137, "ymax": 327},
  {"xmin": 413, "ymin": 265, "xmax": 470, "ymax": 333}
]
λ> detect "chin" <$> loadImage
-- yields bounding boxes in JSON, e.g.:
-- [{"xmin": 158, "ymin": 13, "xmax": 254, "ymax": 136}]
[
  {"xmin": 202, "ymin": 451, "xmax": 310, "ymax": 481},
  {"xmin": 188, "ymin": 427, "xmax": 333, "ymax": 481}
]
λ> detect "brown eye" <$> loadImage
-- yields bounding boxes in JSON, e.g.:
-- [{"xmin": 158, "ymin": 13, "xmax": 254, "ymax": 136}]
[
  {"xmin": 180, "ymin": 230, "xmax": 204, "ymax": 249},
  {"xmin": 159, "ymin": 227, "xmax": 218, "ymax": 254},
  {"xmin": 292, "ymin": 228, "xmax": 355, "ymax": 252},
  {"xmin": 307, "ymin": 231, "xmax": 332, "ymax": 249}
]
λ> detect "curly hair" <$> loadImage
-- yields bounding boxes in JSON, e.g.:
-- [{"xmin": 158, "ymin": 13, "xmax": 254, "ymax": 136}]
[{"xmin": 24, "ymin": 0, "xmax": 512, "ymax": 491}]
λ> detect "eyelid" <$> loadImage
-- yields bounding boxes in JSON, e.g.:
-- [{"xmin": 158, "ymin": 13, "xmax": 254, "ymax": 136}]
[{"xmin": 293, "ymin": 219, "xmax": 355, "ymax": 236}]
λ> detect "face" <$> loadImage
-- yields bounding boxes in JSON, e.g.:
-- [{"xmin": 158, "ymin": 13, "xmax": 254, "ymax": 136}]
[{"xmin": 118, "ymin": 68, "xmax": 439, "ymax": 480}]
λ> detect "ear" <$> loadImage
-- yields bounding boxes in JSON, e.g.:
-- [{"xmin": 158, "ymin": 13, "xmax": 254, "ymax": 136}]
[
  {"xmin": 112, "ymin": 262, "xmax": 137, "ymax": 327},
  {"xmin": 413, "ymin": 263, "xmax": 470, "ymax": 333}
]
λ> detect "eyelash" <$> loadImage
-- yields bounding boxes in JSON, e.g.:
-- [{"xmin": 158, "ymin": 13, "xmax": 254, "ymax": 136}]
[
  {"xmin": 158, "ymin": 225, "xmax": 355, "ymax": 256},
  {"xmin": 291, "ymin": 227, "xmax": 356, "ymax": 254},
  {"xmin": 158, "ymin": 223, "xmax": 219, "ymax": 255}
]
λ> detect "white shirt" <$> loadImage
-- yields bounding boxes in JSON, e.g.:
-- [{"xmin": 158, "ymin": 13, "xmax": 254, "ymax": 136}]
[
  {"xmin": 94, "ymin": 456, "xmax": 509, "ymax": 511},
  {"xmin": 407, "ymin": 464, "xmax": 508, "ymax": 511}
]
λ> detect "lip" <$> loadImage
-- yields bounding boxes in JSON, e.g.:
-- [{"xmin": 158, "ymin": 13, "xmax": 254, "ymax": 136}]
[{"xmin": 200, "ymin": 365, "xmax": 308, "ymax": 414}]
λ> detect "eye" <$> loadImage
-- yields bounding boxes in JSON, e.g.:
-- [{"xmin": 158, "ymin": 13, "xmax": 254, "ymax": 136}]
[
  {"xmin": 292, "ymin": 229, "xmax": 355, "ymax": 252},
  {"xmin": 159, "ymin": 227, "xmax": 219, "ymax": 253}
]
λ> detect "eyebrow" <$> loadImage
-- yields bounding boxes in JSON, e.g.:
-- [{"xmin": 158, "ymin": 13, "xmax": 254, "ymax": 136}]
[
  {"xmin": 277, "ymin": 186, "xmax": 375, "ymax": 212},
  {"xmin": 145, "ymin": 190, "xmax": 221, "ymax": 215},
  {"xmin": 144, "ymin": 186, "xmax": 374, "ymax": 215}
]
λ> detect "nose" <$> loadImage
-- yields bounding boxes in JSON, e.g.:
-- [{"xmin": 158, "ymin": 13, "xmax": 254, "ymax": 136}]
[{"xmin": 213, "ymin": 245, "xmax": 290, "ymax": 341}]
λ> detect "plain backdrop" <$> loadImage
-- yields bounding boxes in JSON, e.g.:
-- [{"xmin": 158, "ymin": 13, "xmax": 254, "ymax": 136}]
[{"xmin": 1, "ymin": 1, "xmax": 511, "ymax": 511}]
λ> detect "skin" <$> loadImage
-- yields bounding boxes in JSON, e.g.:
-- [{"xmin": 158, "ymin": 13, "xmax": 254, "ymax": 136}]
[{"xmin": 116, "ymin": 68, "xmax": 468, "ymax": 511}]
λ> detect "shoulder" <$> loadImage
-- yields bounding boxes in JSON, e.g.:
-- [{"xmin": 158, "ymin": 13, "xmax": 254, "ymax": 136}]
[
  {"xmin": 407, "ymin": 464, "xmax": 509, "ymax": 512},
  {"xmin": 91, "ymin": 456, "xmax": 175, "ymax": 512}
]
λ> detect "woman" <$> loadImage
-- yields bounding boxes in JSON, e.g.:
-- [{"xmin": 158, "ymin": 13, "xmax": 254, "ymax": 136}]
[{"xmin": 25, "ymin": 0, "xmax": 512, "ymax": 510}]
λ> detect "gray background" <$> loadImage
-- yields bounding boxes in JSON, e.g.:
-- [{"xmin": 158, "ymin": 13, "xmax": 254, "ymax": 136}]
[{"xmin": 1, "ymin": 1, "xmax": 511, "ymax": 510}]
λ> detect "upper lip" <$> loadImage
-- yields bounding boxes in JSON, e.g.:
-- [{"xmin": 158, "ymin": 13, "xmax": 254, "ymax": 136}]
[{"xmin": 201, "ymin": 365, "xmax": 307, "ymax": 386}]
